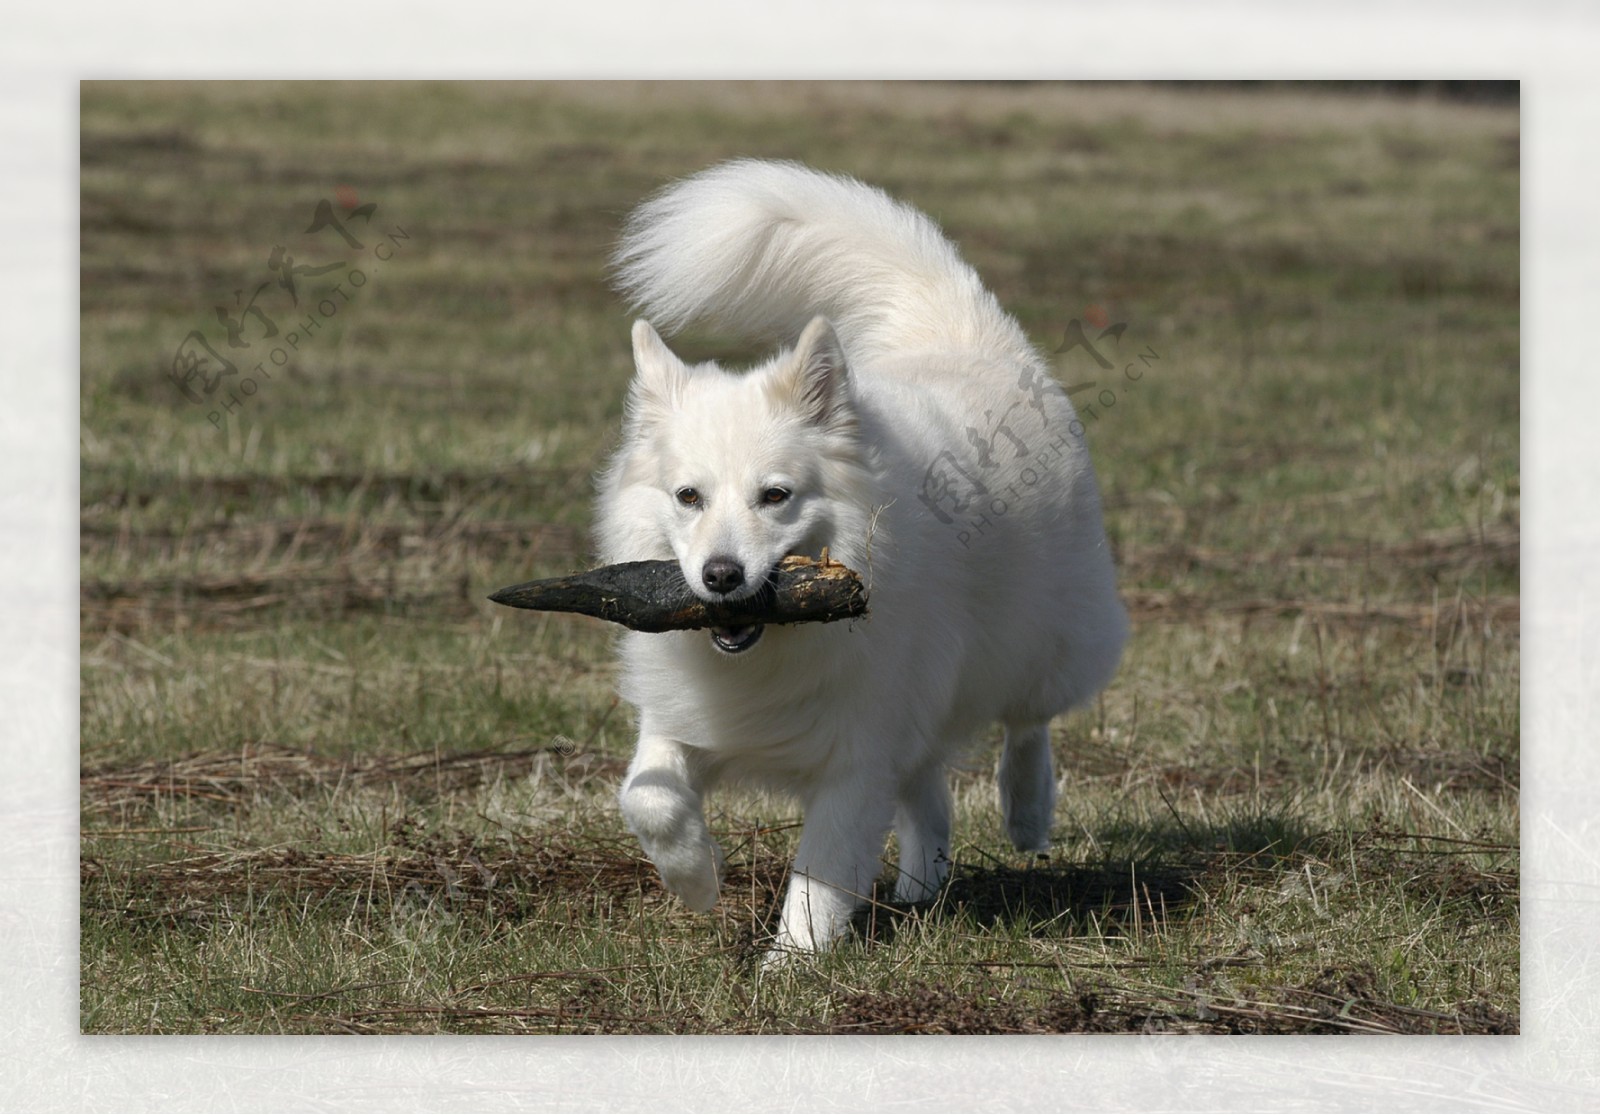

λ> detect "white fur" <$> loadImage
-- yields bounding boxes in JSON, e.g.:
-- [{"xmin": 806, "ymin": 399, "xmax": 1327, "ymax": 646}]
[{"xmin": 597, "ymin": 160, "xmax": 1128, "ymax": 961}]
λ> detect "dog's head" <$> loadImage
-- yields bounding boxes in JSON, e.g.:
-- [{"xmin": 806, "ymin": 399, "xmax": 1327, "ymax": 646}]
[{"xmin": 597, "ymin": 316, "xmax": 871, "ymax": 654}]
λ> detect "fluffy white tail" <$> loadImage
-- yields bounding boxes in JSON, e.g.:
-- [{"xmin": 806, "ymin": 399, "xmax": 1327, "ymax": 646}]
[{"xmin": 612, "ymin": 159, "xmax": 1031, "ymax": 364}]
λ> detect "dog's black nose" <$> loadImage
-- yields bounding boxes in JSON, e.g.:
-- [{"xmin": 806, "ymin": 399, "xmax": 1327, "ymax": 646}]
[{"xmin": 702, "ymin": 558, "xmax": 745, "ymax": 595}]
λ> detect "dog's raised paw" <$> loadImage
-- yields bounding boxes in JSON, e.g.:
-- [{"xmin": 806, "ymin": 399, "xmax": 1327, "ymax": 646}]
[{"xmin": 654, "ymin": 837, "xmax": 724, "ymax": 912}]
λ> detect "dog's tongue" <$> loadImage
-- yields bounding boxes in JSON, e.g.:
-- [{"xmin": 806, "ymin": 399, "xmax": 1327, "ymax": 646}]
[{"xmin": 711, "ymin": 624, "xmax": 763, "ymax": 652}]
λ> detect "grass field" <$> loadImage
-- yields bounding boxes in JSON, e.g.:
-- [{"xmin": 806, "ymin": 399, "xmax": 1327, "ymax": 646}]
[{"xmin": 80, "ymin": 81, "xmax": 1519, "ymax": 1034}]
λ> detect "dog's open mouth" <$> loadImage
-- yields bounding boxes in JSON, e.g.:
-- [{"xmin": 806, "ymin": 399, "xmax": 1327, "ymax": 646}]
[{"xmin": 710, "ymin": 624, "xmax": 764, "ymax": 654}]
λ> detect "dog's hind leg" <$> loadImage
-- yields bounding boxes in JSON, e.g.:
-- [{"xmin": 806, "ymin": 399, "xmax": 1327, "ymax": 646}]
[
  {"xmin": 619, "ymin": 732, "xmax": 723, "ymax": 912},
  {"xmin": 893, "ymin": 763, "xmax": 952, "ymax": 903},
  {"xmin": 997, "ymin": 721, "xmax": 1056, "ymax": 853}
]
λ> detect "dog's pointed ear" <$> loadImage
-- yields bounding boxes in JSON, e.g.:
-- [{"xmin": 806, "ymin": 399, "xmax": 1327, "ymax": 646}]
[
  {"xmin": 626, "ymin": 319, "xmax": 687, "ymax": 427},
  {"xmin": 776, "ymin": 316, "xmax": 853, "ymax": 430}
]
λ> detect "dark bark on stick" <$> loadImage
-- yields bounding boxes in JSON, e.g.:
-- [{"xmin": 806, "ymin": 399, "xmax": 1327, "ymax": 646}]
[{"xmin": 488, "ymin": 554, "xmax": 867, "ymax": 632}]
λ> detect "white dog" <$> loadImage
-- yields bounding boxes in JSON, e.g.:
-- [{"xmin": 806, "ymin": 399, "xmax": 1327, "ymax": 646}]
[{"xmin": 597, "ymin": 160, "xmax": 1127, "ymax": 960}]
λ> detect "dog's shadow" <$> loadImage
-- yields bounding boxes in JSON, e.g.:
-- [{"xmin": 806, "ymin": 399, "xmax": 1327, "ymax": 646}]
[{"xmin": 849, "ymin": 813, "xmax": 1317, "ymax": 947}]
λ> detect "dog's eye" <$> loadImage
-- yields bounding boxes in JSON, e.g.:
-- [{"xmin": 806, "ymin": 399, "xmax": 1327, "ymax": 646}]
[
  {"xmin": 675, "ymin": 487, "xmax": 701, "ymax": 507},
  {"xmin": 761, "ymin": 487, "xmax": 792, "ymax": 505}
]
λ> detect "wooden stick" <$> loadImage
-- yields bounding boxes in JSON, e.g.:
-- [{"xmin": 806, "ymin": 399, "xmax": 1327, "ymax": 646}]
[{"xmin": 488, "ymin": 554, "xmax": 867, "ymax": 632}]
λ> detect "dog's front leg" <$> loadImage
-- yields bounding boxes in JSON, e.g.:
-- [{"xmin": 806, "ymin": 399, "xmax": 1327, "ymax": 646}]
[
  {"xmin": 766, "ymin": 776, "xmax": 894, "ymax": 962},
  {"xmin": 619, "ymin": 733, "xmax": 723, "ymax": 911}
]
